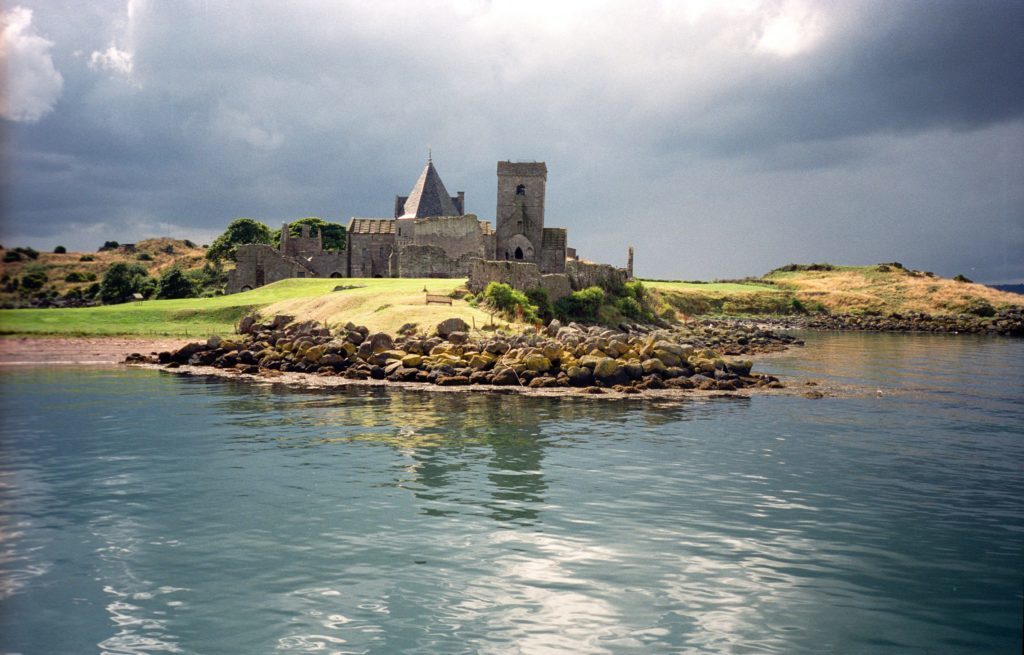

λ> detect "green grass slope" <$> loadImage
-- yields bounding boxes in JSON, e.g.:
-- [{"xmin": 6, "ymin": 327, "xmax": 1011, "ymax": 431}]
[{"xmin": 0, "ymin": 278, "xmax": 507, "ymax": 337}]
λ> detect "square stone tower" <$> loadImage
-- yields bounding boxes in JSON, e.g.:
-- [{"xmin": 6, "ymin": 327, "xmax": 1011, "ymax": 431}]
[{"xmin": 495, "ymin": 161, "xmax": 547, "ymax": 264}]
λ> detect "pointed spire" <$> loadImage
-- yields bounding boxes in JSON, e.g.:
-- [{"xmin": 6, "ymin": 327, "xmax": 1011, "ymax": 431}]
[{"xmin": 399, "ymin": 156, "xmax": 460, "ymax": 219}]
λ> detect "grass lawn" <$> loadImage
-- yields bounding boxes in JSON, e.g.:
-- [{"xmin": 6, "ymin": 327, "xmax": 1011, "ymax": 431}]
[
  {"xmin": 643, "ymin": 280, "xmax": 780, "ymax": 293},
  {"xmin": 0, "ymin": 278, "xmax": 507, "ymax": 337}
]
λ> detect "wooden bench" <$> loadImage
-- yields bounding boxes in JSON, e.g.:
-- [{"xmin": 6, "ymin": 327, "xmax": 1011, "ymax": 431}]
[{"xmin": 425, "ymin": 294, "xmax": 452, "ymax": 305}]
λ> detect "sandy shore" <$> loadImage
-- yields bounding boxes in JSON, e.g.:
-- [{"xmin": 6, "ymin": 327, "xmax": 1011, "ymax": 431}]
[{"xmin": 0, "ymin": 337, "xmax": 190, "ymax": 366}]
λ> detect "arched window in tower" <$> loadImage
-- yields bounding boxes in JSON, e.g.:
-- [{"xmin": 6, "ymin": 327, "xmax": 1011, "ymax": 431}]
[
  {"xmin": 514, "ymin": 247, "xmax": 524, "ymax": 260},
  {"xmin": 516, "ymin": 184, "xmax": 526, "ymax": 196}
]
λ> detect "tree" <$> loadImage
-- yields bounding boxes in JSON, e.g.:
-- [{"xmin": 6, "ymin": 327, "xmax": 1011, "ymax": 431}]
[
  {"xmin": 99, "ymin": 262, "xmax": 151, "ymax": 304},
  {"xmin": 54, "ymin": 245, "xmax": 67, "ymax": 254},
  {"xmin": 156, "ymin": 266, "xmax": 199, "ymax": 299},
  {"xmin": 206, "ymin": 218, "xmax": 273, "ymax": 262},
  {"xmin": 277, "ymin": 217, "xmax": 347, "ymax": 251},
  {"xmin": 20, "ymin": 266, "xmax": 49, "ymax": 292}
]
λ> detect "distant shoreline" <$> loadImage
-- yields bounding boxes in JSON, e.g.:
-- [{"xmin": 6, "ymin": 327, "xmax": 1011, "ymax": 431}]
[{"xmin": 0, "ymin": 337, "xmax": 189, "ymax": 367}]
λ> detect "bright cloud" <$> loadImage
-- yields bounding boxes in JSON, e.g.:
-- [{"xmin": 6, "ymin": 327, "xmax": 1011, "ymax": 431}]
[
  {"xmin": 89, "ymin": 44, "xmax": 133, "ymax": 75},
  {"xmin": 0, "ymin": 5, "xmax": 64, "ymax": 123}
]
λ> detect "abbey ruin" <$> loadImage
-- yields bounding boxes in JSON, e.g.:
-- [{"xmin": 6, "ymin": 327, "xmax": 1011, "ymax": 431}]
[{"xmin": 227, "ymin": 158, "xmax": 630, "ymax": 298}]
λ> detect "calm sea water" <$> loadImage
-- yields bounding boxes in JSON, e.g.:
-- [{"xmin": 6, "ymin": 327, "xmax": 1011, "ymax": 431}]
[{"xmin": 1, "ymin": 332, "xmax": 1022, "ymax": 654}]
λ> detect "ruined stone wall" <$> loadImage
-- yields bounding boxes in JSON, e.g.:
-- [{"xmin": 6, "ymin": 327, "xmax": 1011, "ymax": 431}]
[
  {"xmin": 405, "ymin": 214, "xmax": 490, "ymax": 261},
  {"xmin": 347, "ymin": 233, "xmax": 395, "ymax": 278},
  {"xmin": 397, "ymin": 245, "xmax": 481, "ymax": 278},
  {"xmin": 540, "ymin": 274, "xmax": 572, "ymax": 301},
  {"xmin": 540, "ymin": 227, "xmax": 567, "ymax": 274},
  {"xmin": 305, "ymin": 253, "xmax": 347, "ymax": 278},
  {"xmin": 228, "ymin": 244, "xmax": 311, "ymax": 294},
  {"xmin": 468, "ymin": 259, "xmax": 541, "ymax": 294},
  {"xmin": 566, "ymin": 260, "xmax": 628, "ymax": 292}
]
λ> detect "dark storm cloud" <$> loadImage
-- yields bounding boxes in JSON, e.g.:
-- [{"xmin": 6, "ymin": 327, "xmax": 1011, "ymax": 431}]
[{"xmin": 2, "ymin": 0, "xmax": 1022, "ymax": 281}]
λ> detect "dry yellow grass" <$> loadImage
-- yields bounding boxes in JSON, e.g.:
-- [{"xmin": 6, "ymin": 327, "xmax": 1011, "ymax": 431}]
[
  {"xmin": 767, "ymin": 266, "xmax": 1023, "ymax": 315},
  {"xmin": 261, "ymin": 278, "xmax": 517, "ymax": 334},
  {"xmin": 1, "ymin": 238, "xmax": 207, "ymax": 296}
]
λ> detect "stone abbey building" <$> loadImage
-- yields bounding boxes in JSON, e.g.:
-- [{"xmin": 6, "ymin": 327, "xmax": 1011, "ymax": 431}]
[{"xmin": 228, "ymin": 158, "xmax": 576, "ymax": 292}]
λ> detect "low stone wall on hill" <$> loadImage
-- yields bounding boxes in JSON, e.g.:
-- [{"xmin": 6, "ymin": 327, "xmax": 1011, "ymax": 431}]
[{"xmin": 565, "ymin": 260, "xmax": 629, "ymax": 291}]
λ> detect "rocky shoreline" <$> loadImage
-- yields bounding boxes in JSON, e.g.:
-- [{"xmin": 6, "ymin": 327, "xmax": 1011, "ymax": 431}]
[
  {"xmin": 698, "ymin": 306, "xmax": 1024, "ymax": 337},
  {"xmin": 133, "ymin": 316, "xmax": 799, "ymax": 395}
]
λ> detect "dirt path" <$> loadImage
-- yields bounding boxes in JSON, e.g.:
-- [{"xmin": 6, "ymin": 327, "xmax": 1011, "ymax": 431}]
[{"xmin": 0, "ymin": 337, "xmax": 191, "ymax": 366}]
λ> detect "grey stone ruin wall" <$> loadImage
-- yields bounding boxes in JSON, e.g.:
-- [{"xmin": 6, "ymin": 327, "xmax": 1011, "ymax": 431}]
[
  {"xmin": 228, "ymin": 244, "xmax": 309, "ymax": 294},
  {"xmin": 398, "ymin": 245, "xmax": 482, "ymax": 278},
  {"xmin": 467, "ymin": 258, "xmax": 572, "ymax": 301},
  {"xmin": 305, "ymin": 252, "xmax": 346, "ymax": 278},
  {"xmin": 347, "ymin": 233, "xmax": 395, "ymax": 278},
  {"xmin": 468, "ymin": 258, "xmax": 542, "ymax": 294},
  {"xmin": 406, "ymin": 214, "xmax": 491, "ymax": 261},
  {"xmin": 540, "ymin": 227, "xmax": 567, "ymax": 274},
  {"xmin": 565, "ymin": 260, "xmax": 629, "ymax": 291}
]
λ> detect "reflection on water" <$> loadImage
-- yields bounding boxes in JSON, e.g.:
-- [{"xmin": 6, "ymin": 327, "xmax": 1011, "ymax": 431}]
[{"xmin": 1, "ymin": 332, "xmax": 1022, "ymax": 654}]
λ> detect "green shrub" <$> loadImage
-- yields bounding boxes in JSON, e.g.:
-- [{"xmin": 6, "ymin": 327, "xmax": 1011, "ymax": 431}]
[
  {"xmin": 207, "ymin": 218, "xmax": 274, "ymax": 262},
  {"xmin": 98, "ymin": 241, "xmax": 119, "ymax": 252},
  {"xmin": 137, "ymin": 252, "xmax": 153, "ymax": 261},
  {"xmin": 953, "ymin": 274, "xmax": 972, "ymax": 283},
  {"xmin": 483, "ymin": 282, "xmax": 538, "ymax": 322},
  {"xmin": 525, "ymin": 288, "xmax": 554, "ymax": 322},
  {"xmin": 156, "ymin": 266, "xmax": 199, "ymax": 299},
  {"xmin": 15, "ymin": 247, "xmax": 39, "ymax": 260},
  {"xmin": 623, "ymin": 280, "xmax": 646, "ymax": 301},
  {"xmin": 79, "ymin": 255, "xmax": 94, "ymax": 262},
  {"xmin": 3, "ymin": 251, "xmax": 21, "ymax": 263},
  {"xmin": 554, "ymin": 286, "xmax": 605, "ymax": 322},
  {"xmin": 54, "ymin": 245, "xmax": 66, "ymax": 254},
  {"xmin": 616, "ymin": 295, "xmax": 644, "ymax": 320},
  {"xmin": 64, "ymin": 271, "xmax": 89, "ymax": 283},
  {"xmin": 99, "ymin": 262, "xmax": 152, "ymax": 304},
  {"xmin": 20, "ymin": 266, "xmax": 49, "ymax": 292}
]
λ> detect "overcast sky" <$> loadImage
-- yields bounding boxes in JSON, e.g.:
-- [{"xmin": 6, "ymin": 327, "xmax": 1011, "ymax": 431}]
[{"xmin": 2, "ymin": 0, "xmax": 1022, "ymax": 282}]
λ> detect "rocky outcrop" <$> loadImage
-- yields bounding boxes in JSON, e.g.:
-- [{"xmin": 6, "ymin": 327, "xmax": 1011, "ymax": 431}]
[
  {"xmin": 150, "ymin": 316, "xmax": 791, "ymax": 394},
  {"xmin": 706, "ymin": 307, "xmax": 1024, "ymax": 338}
]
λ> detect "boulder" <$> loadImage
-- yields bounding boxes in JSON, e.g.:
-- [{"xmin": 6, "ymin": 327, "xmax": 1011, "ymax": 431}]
[
  {"xmin": 566, "ymin": 365, "xmax": 593, "ymax": 387},
  {"xmin": 641, "ymin": 358, "xmax": 667, "ymax": 375},
  {"xmin": 238, "ymin": 315, "xmax": 256, "ymax": 334},
  {"xmin": 523, "ymin": 353, "xmax": 552, "ymax": 373},
  {"xmin": 490, "ymin": 367, "xmax": 520, "ymax": 386},
  {"xmin": 401, "ymin": 354, "xmax": 423, "ymax": 368},
  {"xmin": 436, "ymin": 317, "xmax": 469, "ymax": 338},
  {"xmin": 365, "ymin": 332, "xmax": 394, "ymax": 354},
  {"xmin": 447, "ymin": 331, "xmax": 470, "ymax": 345}
]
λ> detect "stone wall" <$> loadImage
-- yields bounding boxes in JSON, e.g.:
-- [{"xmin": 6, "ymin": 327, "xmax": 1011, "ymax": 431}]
[
  {"xmin": 228, "ymin": 245, "xmax": 308, "ymax": 294},
  {"xmin": 347, "ymin": 233, "xmax": 394, "ymax": 277},
  {"xmin": 467, "ymin": 258, "xmax": 572, "ymax": 301},
  {"xmin": 399, "ymin": 214, "xmax": 492, "ymax": 261},
  {"xmin": 468, "ymin": 259, "xmax": 541, "ymax": 294},
  {"xmin": 540, "ymin": 227, "xmax": 567, "ymax": 274},
  {"xmin": 566, "ymin": 260, "xmax": 628, "ymax": 291},
  {"xmin": 397, "ymin": 245, "xmax": 481, "ymax": 278}
]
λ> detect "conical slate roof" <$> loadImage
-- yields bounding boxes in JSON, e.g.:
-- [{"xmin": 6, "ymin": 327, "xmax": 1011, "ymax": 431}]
[{"xmin": 399, "ymin": 159, "xmax": 460, "ymax": 218}]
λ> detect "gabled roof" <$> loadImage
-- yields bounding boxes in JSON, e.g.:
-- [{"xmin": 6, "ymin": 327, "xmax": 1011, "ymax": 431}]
[
  {"xmin": 348, "ymin": 218, "xmax": 396, "ymax": 235},
  {"xmin": 399, "ymin": 160, "xmax": 460, "ymax": 219}
]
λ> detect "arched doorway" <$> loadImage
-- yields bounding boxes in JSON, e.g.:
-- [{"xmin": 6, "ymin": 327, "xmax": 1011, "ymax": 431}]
[{"xmin": 514, "ymin": 247, "xmax": 524, "ymax": 260}]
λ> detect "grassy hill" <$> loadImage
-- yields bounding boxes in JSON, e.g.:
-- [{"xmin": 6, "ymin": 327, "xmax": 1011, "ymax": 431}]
[
  {"xmin": 0, "ymin": 278, "xmax": 509, "ymax": 337},
  {"xmin": 0, "ymin": 238, "xmax": 208, "ymax": 305},
  {"xmin": 2, "ymin": 253, "xmax": 1021, "ymax": 338},
  {"xmin": 645, "ymin": 264, "xmax": 1024, "ymax": 318}
]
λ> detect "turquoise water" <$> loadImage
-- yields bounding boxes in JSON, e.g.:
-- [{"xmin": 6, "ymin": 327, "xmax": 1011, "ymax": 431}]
[{"xmin": 1, "ymin": 332, "xmax": 1022, "ymax": 654}]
